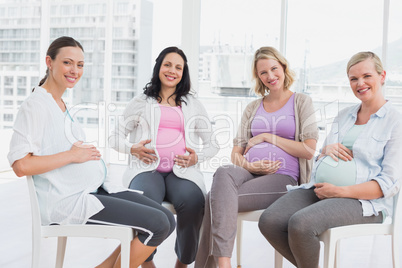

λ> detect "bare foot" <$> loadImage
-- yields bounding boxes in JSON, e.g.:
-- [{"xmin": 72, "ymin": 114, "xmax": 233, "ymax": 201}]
[
  {"xmin": 175, "ymin": 259, "xmax": 188, "ymax": 268},
  {"xmin": 141, "ymin": 260, "xmax": 156, "ymax": 268}
]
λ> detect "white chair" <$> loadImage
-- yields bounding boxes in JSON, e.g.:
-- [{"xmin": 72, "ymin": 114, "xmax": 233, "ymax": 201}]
[
  {"xmin": 162, "ymin": 201, "xmax": 176, "ymax": 215},
  {"xmin": 236, "ymin": 209, "xmax": 283, "ymax": 268},
  {"xmin": 27, "ymin": 175, "xmax": 134, "ymax": 268},
  {"xmin": 273, "ymin": 191, "xmax": 401, "ymax": 268},
  {"xmin": 317, "ymin": 191, "xmax": 401, "ymax": 268}
]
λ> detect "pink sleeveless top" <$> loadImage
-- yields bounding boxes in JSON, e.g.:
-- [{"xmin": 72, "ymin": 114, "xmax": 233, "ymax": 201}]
[{"xmin": 156, "ymin": 104, "xmax": 186, "ymax": 172}]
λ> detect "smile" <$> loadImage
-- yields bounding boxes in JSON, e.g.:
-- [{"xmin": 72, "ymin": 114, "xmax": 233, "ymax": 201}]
[
  {"xmin": 357, "ymin": 87, "xmax": 369, "ymax": 93},
  {"xmin": 165, "ymin": 75, "xmax": 176, "ymax": 81},
  {"xmin": 65, "ymin": 76, "xmax": 77, "ymax": 83},
  {"xmin": 269, "ymin": 79, "xmax": 278, "ymax": 85}
]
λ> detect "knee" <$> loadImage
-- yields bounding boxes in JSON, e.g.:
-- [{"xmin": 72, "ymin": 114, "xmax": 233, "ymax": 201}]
[
  {"xmin": 153, "ymin": 210, "xmax": 176, "ymax": 242},
  {"xmin": 177, "ymin": 190, "xmax": 205, "ymax": 216},
  {"xmin": 288, "ymin": 213, "xmax": 313, "ymax": 239},
  {"xmin": 210, "ymin": 165, "xmax": 236, "ymax": 190},
  {"xmin": 258, "ymin": 209, "xmax": 278, "ymax": 239},
  {"xmin": 212, "ymin": 165, "xmax": 234, "ymax": 182}
]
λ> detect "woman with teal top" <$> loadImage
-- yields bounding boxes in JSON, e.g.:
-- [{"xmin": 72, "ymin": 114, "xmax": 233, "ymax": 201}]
[{"xmin": 258, "ymin": 51, "xmax": 402, "ymax": 268}]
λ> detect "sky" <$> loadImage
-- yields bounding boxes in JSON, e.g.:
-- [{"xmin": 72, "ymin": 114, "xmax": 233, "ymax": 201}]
[{"xmin": 151, "ymin": 0, "xmax": 402, "ymax": 69}]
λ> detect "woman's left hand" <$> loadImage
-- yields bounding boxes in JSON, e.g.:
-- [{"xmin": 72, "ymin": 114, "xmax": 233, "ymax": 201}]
[
  {"xmin": 314, "ymin": 183, "xmax": 344, "ymax": 199},
  {"xmin": 174, "ymin": 147, "xmax": 198, "ymax": 168}
]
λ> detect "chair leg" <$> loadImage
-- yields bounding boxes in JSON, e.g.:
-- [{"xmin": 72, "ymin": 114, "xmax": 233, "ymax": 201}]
[
  {"xmin": 31, "ymin": 231, "xmax": 41, "ymax": 268},
  {"xmin": 322, "ymin": 237, "xmax": 336, "ymax": 268},
  {"xmin": 236, "ymin": 219, "xmax": 243, "ymax": 268},
  {"xmin": 120, "ymin": 238, "xmax": 131, "ymax": 268},
  {"xmin": 274, "ymin": 250, "xmax": 283, "ymax": 268},
  {"xmin": 55, "ymin": 237, "xmax": 67, "ymax": 268},
  {"xmin": 392, "ymin": 234, "xmax": 400, "ymax": 268}
]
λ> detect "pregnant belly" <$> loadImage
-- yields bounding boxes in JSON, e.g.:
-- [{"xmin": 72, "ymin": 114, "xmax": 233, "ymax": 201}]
[
  {"xmin": 156, "ymin": 129, "xmax": 186, "ymax": 172},
  {"xmin": 315, "ymin": 156, "xmax": 356, "ymax": 186},
  {"xmin": 245, "ymin": 142, "xmax": 287, "ymax": 163}
]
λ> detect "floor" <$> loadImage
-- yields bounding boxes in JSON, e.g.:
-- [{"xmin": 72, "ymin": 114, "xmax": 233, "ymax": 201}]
[{"xmin": 0, "ymin": 167, "xmax": 399, "ymax": 268}]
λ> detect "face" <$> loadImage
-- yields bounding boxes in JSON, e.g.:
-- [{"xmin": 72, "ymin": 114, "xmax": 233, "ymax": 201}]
[
  {"xmin": 256, "ymin": 58, "xmax": 285, "ymax": 92},
  {"xmin": 158, "ymin": 52, "xmax": 184, "ymax": 91},
  {"xmin": 348, "ymin": 59, "xmax": 385, "ymax": 104},
  {"xmin": 47, "ymin": 46, "xmax": 84, "ymax": 89}
]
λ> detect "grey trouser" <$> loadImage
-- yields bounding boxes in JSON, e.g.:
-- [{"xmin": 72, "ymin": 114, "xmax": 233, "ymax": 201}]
[
  {"xmin": 130, "ymin": 171, "xmax": 205, "ymax": 264},
  {"xmin": 258, "ymin": 188, "xmax": 383, "ymax": 268},
  {"xmin": 194, "ymin": 165, "xmax": 297, "ymax": 268}
]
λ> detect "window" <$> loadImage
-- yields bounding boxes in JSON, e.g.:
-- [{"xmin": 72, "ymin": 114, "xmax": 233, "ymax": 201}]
[
  {"xmin": 87, "ymin": 117, "xmax": 99, "ymax": 125},
  {"xmin": 17, "ymin": 88, "xmax": 26, "ymax": 96},
  {"xmin": 287, "ymin": 0, "xmax": 383, "ymax": 97},
  {"xmin": 3, "ymin": 114, "xmax": 13, "ymax": 121},
  {"xmin": 386, "ymin": 0, "xmax": 402, "ymax": 113}
]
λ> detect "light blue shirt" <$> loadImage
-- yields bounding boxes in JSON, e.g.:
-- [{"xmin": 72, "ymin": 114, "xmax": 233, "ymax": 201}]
[{"xmin": 288, "ymin": 101, "xmax": 402, "ymax": 218}]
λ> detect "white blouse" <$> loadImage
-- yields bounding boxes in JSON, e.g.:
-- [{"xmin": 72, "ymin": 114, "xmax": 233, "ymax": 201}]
[{"xmin": 8, "ymin": 87, "xmax": 123, "ymax": 225}]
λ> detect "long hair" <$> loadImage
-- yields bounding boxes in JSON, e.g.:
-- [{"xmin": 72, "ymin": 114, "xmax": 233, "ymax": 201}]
[
  {"xmin": 252, "ymin": 46, "xmax": 295, "ymax": 96},
  {"xmin": 34, "ymin": 36, "xmax": 84, "ymax": 91},
  {"xmin": 143, "ymin": 46, "xmax": 192, "ymax": 105}
]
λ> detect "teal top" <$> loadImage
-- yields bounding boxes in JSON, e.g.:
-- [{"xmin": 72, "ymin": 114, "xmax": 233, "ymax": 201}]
[{"xmin": 315, "ymin": 124, "xmax": 366, "ymax": 186}]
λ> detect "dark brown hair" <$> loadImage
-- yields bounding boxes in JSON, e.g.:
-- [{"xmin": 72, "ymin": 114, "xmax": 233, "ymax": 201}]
[
  {"xmin": 33, "ymin": 36, "xmax": 84, "ymax": 91},
  {"xmin": 143, "ymin": 46, "xmax": 192, "ymax": 105}
]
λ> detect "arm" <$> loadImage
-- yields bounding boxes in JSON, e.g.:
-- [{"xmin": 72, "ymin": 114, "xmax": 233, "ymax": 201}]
[
  {"xmin": 12, "ymin": 141, "xmax": 101, "ymax": 177},
  {"xmin": 244, "ymin": 133, "xmax": 317, "ymax": 160},
  {"xmin": 182, "ymin": 98, "xmax": 219, "ymax": 164},
  {"xmin": 109, "ymin": 96, "xmax": 149, "ymax": 155},
  {"xmin": 314, "ymin": 181, "xmax": 383, "ymax": 200}
]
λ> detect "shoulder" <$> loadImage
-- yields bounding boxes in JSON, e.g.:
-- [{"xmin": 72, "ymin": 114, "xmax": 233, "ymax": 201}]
[
  {"xmin": 383, "ymin": 103, "xmax": 402, "ymax": 127},
  {"xmin": 182, "ymin": 94, "xmax": 206, "ymax": 110},
  {"xmin": 20, "ymin": 89, "xmax": 50, "ymax": 115},
  {"xmin": 294, "ymin": 93, "xmax": 313, "ymax": 104},
  {"xmin": 125, "ymin": 94, "xmax": 148, "ymax": 112},
  {"xmin": 245, "ymin": 98, "xmax": 262, "ymax": 111}
]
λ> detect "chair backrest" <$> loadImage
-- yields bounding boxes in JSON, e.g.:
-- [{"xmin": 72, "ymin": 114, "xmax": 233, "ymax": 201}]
[{"xmin": 27, "ymin": 176, "xmax": 43, "ymax": 236}]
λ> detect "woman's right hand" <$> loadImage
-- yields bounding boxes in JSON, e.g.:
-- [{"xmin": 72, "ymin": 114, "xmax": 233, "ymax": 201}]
[
  {"xmin": 70, "ymin": 141, "xmax": 101, "ymax": 163},
  {"xmin": 130, "ymin": 139, "xmax": 157, "ymax": 164},
  {"xmin": 246, "ymin": 160, "xmax": 281, "ymax": 175},
  {"xmin": 320, "ymin": 143, "xmax": 353, "ymax": 162}
]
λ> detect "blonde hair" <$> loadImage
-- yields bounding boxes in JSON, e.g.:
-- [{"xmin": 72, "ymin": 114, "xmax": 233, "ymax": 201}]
[
  {"xmin": 346, "ymin": 51, "xmax": 384, "ymax": 75},
  {"xmin": 252, "ymin": 46, "xmax": 296, "ymax": 96}
]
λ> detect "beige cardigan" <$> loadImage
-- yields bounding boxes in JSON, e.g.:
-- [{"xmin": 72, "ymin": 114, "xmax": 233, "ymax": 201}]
[{"xmin": 233, "ymin": 93, "xmax": 319, "ymax": 185}]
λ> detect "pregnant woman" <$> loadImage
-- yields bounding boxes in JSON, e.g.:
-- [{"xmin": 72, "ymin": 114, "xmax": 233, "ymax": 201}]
[
  {"xmin": 195, "ymin": 46, "xmax": 318, "ymax": 268},
  {"xmin": 258, "ymin": 51, "xmax": 402, "ymax": 268},
  {"xmin": 109, "ymin": 46, "xmax": 218, "ymax": 268}
]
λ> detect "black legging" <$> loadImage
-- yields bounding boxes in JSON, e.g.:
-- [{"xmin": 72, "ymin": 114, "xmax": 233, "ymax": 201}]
[
  {"xmin": 130, "ymin": 171, "xmax": 205, "ymax": 264},
  {"xmin": 88, "ymin": 187, "xmax": 175, "ymax": 247}
]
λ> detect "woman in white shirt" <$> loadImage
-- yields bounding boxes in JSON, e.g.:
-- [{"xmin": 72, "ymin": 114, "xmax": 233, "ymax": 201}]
[{"xmin": 8, "ymin": 36, "xmax": 175, "ymax": 268}]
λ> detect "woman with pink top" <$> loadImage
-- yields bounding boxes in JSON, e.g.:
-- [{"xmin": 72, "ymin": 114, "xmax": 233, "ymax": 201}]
[
  {"xmin": 195, "ymin": 46, "xmax": 319, "ymax": 268},
  {"xmin": 109, "ymin": 47, "xmax": 219, "ymax": 268}
]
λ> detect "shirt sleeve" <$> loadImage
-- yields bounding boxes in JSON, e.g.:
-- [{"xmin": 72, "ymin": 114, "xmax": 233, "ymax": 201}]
[
  {"xmin": 372, "ymin": 117, "xmax": 402, "ymax": 199},
  {"xmin": 191, "ymin": 98, "xmax": 219, "ymax": 163},
  {"xmin": 7, "ymin": 99, "xmax": 47, "ymax": 166},
  {"xmin": 297, "ymin": 94, "xmax": 319, "ymax": 142},
  {"xmin": 108, "ymin": 96, "xmax": 147, "ymax": 154},
  {"xmin": 232, "ymin": 99, "xmax": 260, "ymax": 147}
]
